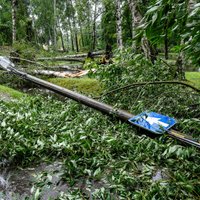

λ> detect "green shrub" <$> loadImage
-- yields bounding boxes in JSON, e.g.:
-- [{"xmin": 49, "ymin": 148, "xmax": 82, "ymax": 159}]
[{"xmin": 12, "ymin": 41, "xmax": 37, "ymax": 62}]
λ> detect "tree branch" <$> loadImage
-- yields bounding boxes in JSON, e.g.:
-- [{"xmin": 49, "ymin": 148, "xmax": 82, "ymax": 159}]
[{"xmin": 100, "ymin": 80, "xmax": 200, "ymax": 98}]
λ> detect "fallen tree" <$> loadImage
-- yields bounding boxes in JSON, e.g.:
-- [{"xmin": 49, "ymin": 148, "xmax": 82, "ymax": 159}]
[
  {"xmin": 37, "ymin": 51, "xmax": 105, "ymax": 62},
  {"xmin": 36, "ymin": 57, "xmax": 85, "ymax": 63},
  {"xmin": 33, "ymin": 69, "xmax": 90, "ymax": 78}
]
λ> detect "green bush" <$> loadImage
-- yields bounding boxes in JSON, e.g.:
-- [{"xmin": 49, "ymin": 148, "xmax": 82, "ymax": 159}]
[{"xmin": 12, "ymin": 41, "xmax": 37, "ymax": 62}]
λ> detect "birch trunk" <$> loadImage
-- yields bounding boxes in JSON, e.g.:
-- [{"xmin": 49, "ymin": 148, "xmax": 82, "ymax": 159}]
[
  {"xmin": 127, "ymin": 0, "xmax": 141, "ymax": 42},
  {"xmin": 53, "ymin": 0, "xmax": 57, "ymax": 50},
  {"xmin": 70, "ymin": 0, "xmax": 79, "ymax": 52},
  {"xmin": 174, "ymin": 0, "xmax": 192, "ymax": 80},
  {"xmin": 60, "ymin": 28, "xmax": 66, "ymax": 52},
  {"xmin": 115, "ymin": 0, "xmax": 123, "ymax": 50},
  {"xmin": 12, "ymin": 0, "xmax": 17, "ymax": 44},
  {"xmin": 65, "ymin": 28, "xmax": 70, "ymax": 52},
  {"xmin": 68, "ymin": 18, "xmax": 75, "ymax": 52},
  {"xmin": 128, "ymin": 0, "xmax": 156, "ymax": 63},
  {"xmin": 78, "ymin": 20, "xmax": 84, "ymax": 49},
  {"xmin": 92, "ymin": 0, "xmax": 97, "ymax": 51}
]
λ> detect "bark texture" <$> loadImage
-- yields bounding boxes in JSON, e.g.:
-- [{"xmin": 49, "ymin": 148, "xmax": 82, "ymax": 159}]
[
  {"xmin": 53, "ymin": 0, "xmax": 57, "ymax": 50},
  {"xmin": 92, "ymin": 0, "xmax": 98, "ymax": 51},
  {"xmin": 12, "ymin": 0, "xmax": 17, "ymax": 44},
  {"xmin": 115, "ymin": 0, "xmax": 123, "ymax": 50},
  {"xmin": 128, "ymin": 0, "xmax": 157, "ymax": 63},
  {"xmin": 127, "ymin": 0, "xmax": 141, "ymax": 41}
]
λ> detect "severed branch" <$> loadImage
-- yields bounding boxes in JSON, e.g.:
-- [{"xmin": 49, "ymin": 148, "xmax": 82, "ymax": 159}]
[
  {"xmin": 36, "ymin": 57, "xmax": 85, "ymax": 63},
  {"xmin": 100, "ymin": 80, "xmax": 200, "ymax": 98},
  {"xmin": 33, "ymin": 69, "xmax": 90, "ymax": 78},
  {"xmin": 9, "ymin": 56, "xmax": 46, "ymax": 67}
]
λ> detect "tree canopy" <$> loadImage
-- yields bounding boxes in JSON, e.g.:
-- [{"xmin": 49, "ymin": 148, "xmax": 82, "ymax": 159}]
[{"xmin": 0, "ymin": 0, "xmax": 199, "ymax": 67}]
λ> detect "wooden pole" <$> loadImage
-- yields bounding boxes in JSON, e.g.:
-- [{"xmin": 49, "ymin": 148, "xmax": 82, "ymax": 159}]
[{"xmin": 0, "ymin": 57, "xmax": 132, "ymax": 121}]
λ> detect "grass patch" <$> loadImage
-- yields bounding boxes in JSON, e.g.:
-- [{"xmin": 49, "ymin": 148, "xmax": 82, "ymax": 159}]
[
  {"xmin": 186, "ymin": 72, "xmax": 200, "ymax": 89},
  {"xmin": 48, "ymin": 77, "xmax": 103, "ymax": 96},
  {"xmin": 0, "ymin": 85, "xmax": 25, "ymax": 99}
]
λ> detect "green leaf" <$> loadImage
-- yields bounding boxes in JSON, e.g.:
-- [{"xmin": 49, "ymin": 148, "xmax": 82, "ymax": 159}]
[
  {"xmin": 1, "ymin": 120, "xmax": 6, "ymax": 127},
  {"xmin": 93, "ymin": 167, "xmax": 101, "ymax": 177},
  {"xmin": 189, "ymin": 7, "xmax": 200, "ymax": 17},
  {"xmin": 146, "ymin": 6, "xmax": 159, "ymax": 14},
  {"xmin": 152, "ymin": 13, "xmax": 158, "ymax": 24},
  {"xmin": 34, "ymin": 188, "xmax": 40, "ymax": 200}
]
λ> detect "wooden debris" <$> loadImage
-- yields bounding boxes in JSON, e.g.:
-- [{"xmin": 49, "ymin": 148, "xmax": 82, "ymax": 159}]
[
  {"xmin": 34, "ymin": 69, "xmax": 91, "ymax": 78},
  {"xmin": 37, "ymin": 51, "xmax": 105, "ymax": 62}
]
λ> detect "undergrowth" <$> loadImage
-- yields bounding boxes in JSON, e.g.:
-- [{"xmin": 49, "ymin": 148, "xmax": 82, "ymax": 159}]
[{"xmin": 89, "ymin": 50, "xmax": 200, "ymax": 139}]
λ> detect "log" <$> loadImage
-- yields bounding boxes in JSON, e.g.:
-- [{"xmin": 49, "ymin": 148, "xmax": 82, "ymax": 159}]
[
  {"xmin": 40, "ymin": 65, "xmax": 82, "ymax": 72},
  {"xmin": 58, "ymin": 65, "xmax": 82, "ymax": 71},
  {"xmin": 33, "ymin": 69, "xmax": 90, "ymax": 78},
  {"xmin": 36, "ymin": 57, "xmax": 85, "ymax": 63},
  {"xmin": 37, "ymin": 51, "xmax": 105, "ymax": 62}
]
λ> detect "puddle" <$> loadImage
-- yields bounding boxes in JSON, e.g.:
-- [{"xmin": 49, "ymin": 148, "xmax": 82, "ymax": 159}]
[
  {"xmin": 0, "ymin": 162, "xmax": 65, "ymax": 199},
  {"xmin": 152, "ymin": 169, "xmax": 169, "ymax": 186}
]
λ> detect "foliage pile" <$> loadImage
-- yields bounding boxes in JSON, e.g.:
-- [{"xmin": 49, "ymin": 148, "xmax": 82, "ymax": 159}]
[
  {"xmin": 88, "ymin": 50, "xmax": 200, "ymax": 139},
  {"xmin": 0, "ymin": 95, "xmax": 200, "ymax": 199}
]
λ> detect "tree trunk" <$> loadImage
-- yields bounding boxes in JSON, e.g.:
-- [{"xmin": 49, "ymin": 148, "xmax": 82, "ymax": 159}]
[
  {"xmin": 92, "ymin": 0, "xmax": 98, "ymax": 51},
  {"xmin": 65, "ymin": 29, "xmax": 69, "ymax": 52},
  {"xmin": 128, "ymin": 0, "xmax": 141, "ymax": 44},
  {"xmin": 68, "ymin": 19, "xmax": 75, "ymax": 52},
  {"xmin": 115, "ymin": 0, "xmax": 123, "ymax": 50},
  {"xmin": 60, "ymin": 28, "xmax": 66, "ymax": 52},
  {"xmin": 70, "ymin": 0, "xmax": 79, "ymax": 52},
  {"xmin": 79, "ymin": 23, "xmax": 85, "ymax": 49},
  {"xmin": 71, "ymin": 33, "xmax": 75, "ymax": 52},
  {"xmin": 75, "ymin": 31, "xmax": 79, "ymax": 52},
  {"xmin": 12, "ymin": 0, "xmax": 17, "ymax": 44},
  {"xmin": 164, "ymin": 30, "xmax": 168, "ymax": 60},
  {"xmin": 86, "ymin": 0, "xmax": 92, "ymax": 49},
  {"xmin": 175, "ymin": 41, "xmax": 186, "ymax": 80},
  {"xmin": 48, "ymin": 28, "xmax": 52, "ymax": 46},
  {"xmin": 53, "ymin": 0, "xmax": 57, "ymax": 50},
  {"xmin": 128, "ymin": 0, "xmax": 157, "ymax": 63}
]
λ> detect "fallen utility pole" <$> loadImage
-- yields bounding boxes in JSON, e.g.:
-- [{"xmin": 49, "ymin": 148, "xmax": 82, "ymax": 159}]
[{"xmin": 0, "ymin": 56, "xmax": 199, "ymax": 149}]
